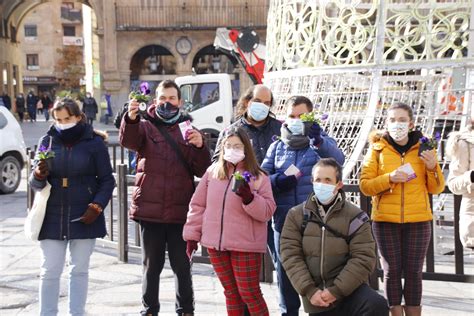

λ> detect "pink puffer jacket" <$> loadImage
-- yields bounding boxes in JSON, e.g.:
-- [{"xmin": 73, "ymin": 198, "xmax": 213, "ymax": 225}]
[{"xmin": 183, "ymin": 162, "xmax": 276, "ymax": 253}]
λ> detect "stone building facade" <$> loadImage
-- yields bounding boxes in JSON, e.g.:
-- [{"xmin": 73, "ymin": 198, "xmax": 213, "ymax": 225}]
[{"xmin": 1, "ymin": 0, "xmax": 269, "ymax": 114}]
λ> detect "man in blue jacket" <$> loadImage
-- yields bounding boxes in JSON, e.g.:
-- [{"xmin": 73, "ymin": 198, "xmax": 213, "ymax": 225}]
[{"xmin": 262, "ymin": 95, "xmax": 345, "ymax": 316}]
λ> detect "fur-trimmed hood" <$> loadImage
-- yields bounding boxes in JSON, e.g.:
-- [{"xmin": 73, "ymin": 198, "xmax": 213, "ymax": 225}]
[
  {"xmin": 446, "ymin": 126, "xmax": 474, "ymax": 159},
  {"xmin": 368, "ymin": 130, "xmax": 386, "ymax": 144}
]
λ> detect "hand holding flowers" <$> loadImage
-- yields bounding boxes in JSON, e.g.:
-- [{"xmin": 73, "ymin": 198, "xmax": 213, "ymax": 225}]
[
  {"xmin": 129, "ymin": 82, "xmax": 152, "ymax": 114},
  {"xmin": 233, "ymin": 171, "xmax": 254, "ymax": 205},
  {"xmin": 232, "ymin": 171, "xmax": 255, "ymax": 204},
  {"xmin": 35, "ymin": 142, "xmax": 54, "ymax": 179},
  {"xmin": 300, "ymin": 112, "xmax": 328, "ymax": 146},
  {"xmin": 418, "ymin": 132, "xmax": 441, "ymax": 156},
  {"xmin": 418, "ymin": 132, "xmax": 441, "ymax": 170}
]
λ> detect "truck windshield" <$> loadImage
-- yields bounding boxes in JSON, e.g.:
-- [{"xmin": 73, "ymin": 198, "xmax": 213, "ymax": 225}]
[{"xmin": 180, "ymin": 82, "xmax": 220, "ymax": 112}]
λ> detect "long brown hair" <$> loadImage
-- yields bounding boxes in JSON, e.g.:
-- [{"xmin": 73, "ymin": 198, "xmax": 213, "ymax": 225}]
[
  {"xmin": 51, "ymin": 98, "xmax": 87, "ymax": 123},
  {"xmin": 212, "ymin": 126, "xmax": 266, "ymax": 180}
]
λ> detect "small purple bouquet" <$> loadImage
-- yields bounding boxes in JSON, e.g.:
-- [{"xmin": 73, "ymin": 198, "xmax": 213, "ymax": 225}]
[
  {"xmin": 232, "ymin": 171, "xmax": 253, "ymax": 192},
  {"xmin": 300, "ymin": 112, "xmax": 328, "ymax": 135},
  {"xmin": 37, "ymin": 143, "xmax": 55, "ymax": 170},
  {"xmin": 299, "ymin": 112, "xmax": 329, "ymax": 124},
  {"xmin": 129, "ymin": 82, "xmax": 152, "ymax": 112},
  {"xmin": 418, "ymin": 132, "xmax": 441, "ymax": 156}
]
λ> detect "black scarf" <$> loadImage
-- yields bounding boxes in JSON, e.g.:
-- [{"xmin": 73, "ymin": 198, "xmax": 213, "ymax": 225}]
[
  {"xmin": 280, "ymin": 125, "xmax": 309, "ymax": 150},
  {"xmin": 384, "ymin": 130, "xmax": 422, "ymax": 155},
  {"xmin": 56, "ymin": 122, "xmax": 86, "ymax": 145}
]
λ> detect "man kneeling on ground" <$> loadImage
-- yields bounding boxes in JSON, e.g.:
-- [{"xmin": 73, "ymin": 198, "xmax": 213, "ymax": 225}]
[{"xmin": 280, "ymin": 158, "xmax": 388, "ymax": 316}]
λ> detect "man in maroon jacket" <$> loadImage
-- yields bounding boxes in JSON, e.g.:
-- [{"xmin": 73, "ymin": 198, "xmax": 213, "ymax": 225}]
[{"xmin": 120, "ymin": 80, "xmax": 211, "ymax": 316}]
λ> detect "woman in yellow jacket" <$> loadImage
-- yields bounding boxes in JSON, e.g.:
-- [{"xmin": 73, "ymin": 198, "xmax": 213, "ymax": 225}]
[{"xmin": 360, "ymin": 103, "xmax": 444, "ymax": 316}]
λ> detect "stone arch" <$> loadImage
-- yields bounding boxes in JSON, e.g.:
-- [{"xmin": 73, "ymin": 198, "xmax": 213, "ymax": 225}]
[
  {"xmin": 4, "ymin": 1, "xmax": 102, "ymax": 39},
  {"xmin": 129, "ymin": 44, "xmax": 177, "ymax": 78},
  {"xmin": 191, "ymin": 44, "xmax": 239, "ymax": 74}
]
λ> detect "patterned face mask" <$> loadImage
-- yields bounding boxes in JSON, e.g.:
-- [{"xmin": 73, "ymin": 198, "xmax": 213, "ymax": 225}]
[{"xmin": 387, "ymin": 122, "xmax": 409, "ymax": 141}]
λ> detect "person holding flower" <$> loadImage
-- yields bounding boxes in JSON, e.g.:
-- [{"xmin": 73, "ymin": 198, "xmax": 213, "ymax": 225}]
[
  {"xmin": 261, "ymin": 95, "xmax": 344, "ymax": 316},
  {"xmin": 183, "ymin": 126, "xmax": 276, "ymax": 316},
  {"xmin": 360, "ymin": 102, "xmax": 445, "ymax": 316},
  {"xmin": 29, "ymin": 98, "xmax": 115, "ymax": 316},
  {"xmin": 120, "ymin": 79, "xmax": 211, "ymax": 316},
  {"xmin": 446, "ymin": 109, "xmax": 474, "ymax": 249},
  {"xmin": 213, "ymin": 84, "xmax": 282, "ymax": 282}
]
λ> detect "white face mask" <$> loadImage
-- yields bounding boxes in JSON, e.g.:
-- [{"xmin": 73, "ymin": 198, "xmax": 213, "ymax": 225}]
[
  {"xmin": 387, "ymin": 122, "xmax": 409, "ymax": 142},
  {"xmin": 313, "ymin": 182, "xmax": 337, "ymax": 205},
  {"xmin": 56, "ymin": 122, "xmax": 77, "ymax": 130},
  {"xmin": 223, "ymin": 148, "xmax": 245, "ymax": 165},
  {"xmin": 286, "ymin": 118, "xmax": 305, "ymax": 135}
]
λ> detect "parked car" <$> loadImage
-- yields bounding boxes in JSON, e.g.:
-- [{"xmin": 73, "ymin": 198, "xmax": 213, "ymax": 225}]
[{"xmin": 0, "ymin": 106, "xmax": 27, "ymax": 193}]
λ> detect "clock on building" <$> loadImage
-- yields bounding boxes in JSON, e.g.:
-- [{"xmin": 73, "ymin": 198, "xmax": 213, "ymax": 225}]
[{"xmin": 176, "ymin": 36, "xmax": 192, "ymax": 55}]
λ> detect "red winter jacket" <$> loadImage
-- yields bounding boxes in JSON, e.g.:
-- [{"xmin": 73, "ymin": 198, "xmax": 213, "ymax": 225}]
[{"xmin": 119, "ymin": 112, "xmax": 211, "ymax": 224}]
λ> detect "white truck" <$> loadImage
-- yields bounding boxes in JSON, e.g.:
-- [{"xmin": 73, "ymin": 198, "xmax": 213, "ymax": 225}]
[{"xmin": 175, "ymin": 73, "xmax": 236, "ymax": 150}]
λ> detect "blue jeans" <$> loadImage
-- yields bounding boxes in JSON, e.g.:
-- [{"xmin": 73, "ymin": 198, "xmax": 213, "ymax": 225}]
[
  {"xmin": 39, "ymin": 239, "xmax": 96, "ymax": 316},
  {"xmin": 274, "ymin": 230, "xmax": 301, "ymax": 316}
]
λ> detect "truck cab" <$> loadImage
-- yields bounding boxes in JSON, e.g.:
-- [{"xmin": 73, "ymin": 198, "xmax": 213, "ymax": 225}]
[{"xmin": 175, "ymin": 73, "xmax": 234, "ymax": 150}]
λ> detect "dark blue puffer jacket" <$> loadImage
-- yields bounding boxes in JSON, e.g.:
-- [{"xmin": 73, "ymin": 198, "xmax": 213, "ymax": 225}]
[
  {"xmin": 29, "ymin": 124, "xmax": 115, "ymax": 240},
  {"xmin": 213, "ymin": 115, "xmax": 282, "ymax": 164},
  {"xmin": 261, "ymin": 136, "xmax": 345, "ymax": 232}
]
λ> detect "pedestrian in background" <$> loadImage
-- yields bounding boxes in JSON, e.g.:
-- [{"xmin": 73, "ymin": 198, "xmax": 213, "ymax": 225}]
[
  {"xmin": 27, "ymin": 90, "xmax": 38, "ymax": 122},
  {"xmin": 261, "ymin": 96, "xmax": 344, "ymax": 316},
  {"xmin": 2, "ymin": 92, "xmax": 12, "ymax": 110},
  {"xmin": 41, "ymin": 92, "xmax": 53, "ymax": 121},
  {"xmin": 15, "ymin": 92, "xmax": 26, "ymax": 122},
  {"xmin": 29, "ymin": 98, "xmax": 115, "ymax": 316},
  {"xmin": 446, "ymin": 109, "xmax": 474, "ymax": 249},
  {"xmin": 120, "ymin": 80, "xmax": 211, "ymax": 316},
  {"xmin": 360, "ymin": 102, "xmax": 445, "ymax": 316},
  {"xmin": 184, "ymin": 126, "xmax": 276, "ymax": 316},
  {"xmin": 82, "ymin": 92, "xmax": 98, "ymax": 126}
]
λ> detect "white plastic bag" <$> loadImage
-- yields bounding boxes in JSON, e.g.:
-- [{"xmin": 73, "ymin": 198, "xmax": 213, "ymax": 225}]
[{"xmin": 24, "ymin": 181, "xmax": 51, "ymax": 241}]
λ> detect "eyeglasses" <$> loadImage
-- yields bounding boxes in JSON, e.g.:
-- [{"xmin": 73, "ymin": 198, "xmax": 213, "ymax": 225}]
[{"xmin": 224, "ymin": 143, "xmax": 244, "ymax": 150}]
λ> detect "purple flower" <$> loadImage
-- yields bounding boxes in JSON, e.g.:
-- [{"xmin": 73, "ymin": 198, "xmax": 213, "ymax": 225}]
[
  {"xmin": 37, "ymin": 144, "xmax": 55, "ymax": 159},
  {"xmin": 420, "ymin": 136, "xmax": 429, "ymax": 144},
  {"xmin": 243, "ymin": 171, "xmax": 252, "ymax": 183},
  {"xmin": 140, "ymin": 82, "xmax": 149, "ymax": 95},
  {"xmin": 321, "ymin": 113, "xmax": 329, "ymax": 120}
]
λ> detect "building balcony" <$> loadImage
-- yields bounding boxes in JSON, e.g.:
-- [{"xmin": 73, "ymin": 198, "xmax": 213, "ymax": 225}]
[
  {"xmin": 115, "ymin": 4, "xmax": 269, "ymax": 31},
  {"xmin": 61, "ymin": 7, "xmax": 83, "ymax": 23}
]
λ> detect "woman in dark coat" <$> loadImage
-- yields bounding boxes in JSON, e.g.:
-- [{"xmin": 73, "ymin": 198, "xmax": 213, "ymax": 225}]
[
  {"xmin": 15, "ymin": 93, "xmax": 26, "ymax": 122},
  {"xmin": 29, "ymin": 98, "xmax": 115, "ymax": 315}
]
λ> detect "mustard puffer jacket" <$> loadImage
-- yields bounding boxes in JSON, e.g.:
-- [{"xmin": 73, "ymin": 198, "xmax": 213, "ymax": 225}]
[{"xmin": 360, "ymin": 131, "xmax": 445, "ymax": 223}]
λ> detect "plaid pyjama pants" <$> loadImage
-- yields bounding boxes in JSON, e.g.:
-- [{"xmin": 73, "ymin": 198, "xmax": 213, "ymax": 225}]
[{"xmin": 207, "ymin": 248, "xmax": 269, "ymax": 316}]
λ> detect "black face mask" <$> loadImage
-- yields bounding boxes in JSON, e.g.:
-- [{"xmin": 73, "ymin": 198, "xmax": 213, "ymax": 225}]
[
  {"xmin": 156, "ymin": 102, "xmax": 179, "ymax": 120},
  {"xmin": 55, "ymin": 122, "xmax": 86, "ymax": 144}
]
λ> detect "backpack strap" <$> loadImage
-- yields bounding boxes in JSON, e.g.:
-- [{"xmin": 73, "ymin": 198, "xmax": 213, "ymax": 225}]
[
  {"xmin": 300, "ymin": 206, "xmax": 311, "ymax": 235},
  {"xmin": 300, "ymin": 207, "xmax": 369, "ymax": 244},
  {"xmin": 348, "ymin": 211, "xmax": 370, "ymax": 236}
]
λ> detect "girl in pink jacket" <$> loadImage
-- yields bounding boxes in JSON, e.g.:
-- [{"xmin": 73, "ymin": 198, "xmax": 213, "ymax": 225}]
[{"xmin": 183, "ymin": 126, "xmax": 276, "ymax": 316}]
